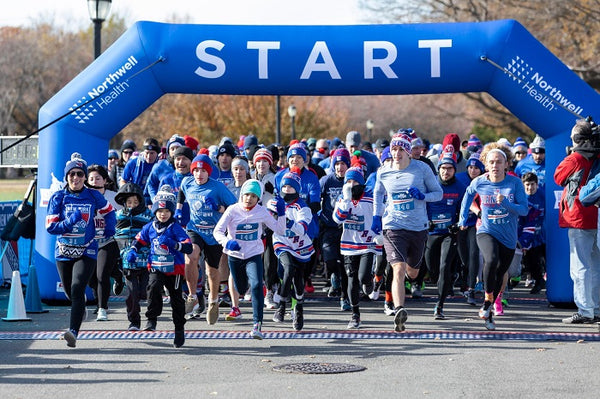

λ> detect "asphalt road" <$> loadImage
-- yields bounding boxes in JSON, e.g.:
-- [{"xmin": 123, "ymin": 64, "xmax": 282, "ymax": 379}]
[{"xmin": 1, "ymin": 281, "xmax": 599, "ymax": 398}]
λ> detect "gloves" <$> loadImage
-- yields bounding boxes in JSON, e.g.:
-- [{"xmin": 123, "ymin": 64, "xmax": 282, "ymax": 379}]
[
  {"xmin": 342, "ymin": 183, "xmax": 353, "ymax": 201},
  {"xmin": 264, "ymin": 181, "xmax": 274, "ymax": 194},
  {"xmin": 286, "ymin": 218, "xmax": 294, "ymax": 229},
  {"xmin": 67, "ymin": 209, "xmax": 82, "ymax": 226},
  {"xmin": 428, "ymin": 220, "xmax": 436, "ymax": 232},
  {"xmin": 204, "ymin": 197, "xmax": 219, "ymax": 211},
  {"xmin": 408, "ymin": 186, "xmax": 425, "ymax": 200},
  {"xmin": 275, "ymin": 196, "xmax": 286, "ymax": 217},
  {"xmin": 448, "ymin": 224, "xmax": 460, "ymax": 234},
  {"xmin": 225, "ymin": 240, "xmax": 241, "ymax": 251},
  {"xmin": 174, "ymin": 209, "xmax": 183, "ymax": 224},
  {"xmin": 126, "ymin": 249, "xmax": 137, "ymax": 263},
  {"xmin": 371, "ymin": 215, "xmax": 382, "ymax": 235},
  {"xmin": 158, "ymin": 235, "xmax": 177, "ymax": 250}
]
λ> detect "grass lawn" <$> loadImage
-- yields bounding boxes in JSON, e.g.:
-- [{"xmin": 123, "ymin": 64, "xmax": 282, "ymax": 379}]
[{"xmin": 1, "ymin": 179, "xmax": 33, "ymax": 202}]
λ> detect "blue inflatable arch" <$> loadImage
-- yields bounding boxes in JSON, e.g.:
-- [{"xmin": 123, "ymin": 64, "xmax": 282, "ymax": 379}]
[{"xmin": 36, "ymin": 20, "xmax": 600, "ymax": 303}]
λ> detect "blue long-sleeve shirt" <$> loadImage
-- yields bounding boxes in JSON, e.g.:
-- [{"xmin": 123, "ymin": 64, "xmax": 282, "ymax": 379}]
[
  {"xmin": 458, "ymin": 173, "xmax": 528, "ymax": 249},
  {"xmin": 427, "ymin": 177, "xmax": 466, "ymax": 235}
]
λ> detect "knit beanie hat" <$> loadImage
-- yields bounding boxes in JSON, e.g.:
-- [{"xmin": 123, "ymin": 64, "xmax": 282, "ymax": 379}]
[
  {"xmin": 240, "ymin": 179, "xmax": 263, "ymax": 199},
  {"xmin": 232, "ymin": 157, "xmax": 250, "ymax": 173},
  {"xmin": 253, "ymin": 148, "xmax": 273, "ymax": 165},
  {"xmin": 438, "ymin": 145, "xmax": 457, "ymax": 170},
  {"xmin": 191, "ymin": 154, "xmax": 214, "ymax": 175},
  {"xmin": 467, "ymin": 134, "xmax": 482, "ymax": 151},
  {"xmin": 529, "ymin": 135, "xmax": 546, "ymax": 153},
  {"xmin": 513, "ymin": 137, "xmax": 527, "ymax": 149},
  {"xmin": 380, "ymin": 146, "xmax": 391, "ymax": 162},
  {"xmin": 332, "ymin": 148, "xmax": 351, "ymax": 168},
  {"xmin": 166, "ymin": 134, "xmax": 185, "ymax": 152},
  {"xmin": 390, "ymin": 131, "xmax": 412, "ymax": 154},
  {"xmin": 120, "ymin": 140, "xmax": 136, "ymax": 152},
  {"xmin": 442, "ymin": 133, "xmax": 461, "ymax": 153},
  {"xmin": 108, "ymin": 149, "xmax": 119, "ymax": 160},
  {"xmin": 497, "ymin": 138, "xmax": 512, "ymax": 148},
  {"xmin": 183, "ymin": 135, "xmax": 199, "ymax": 152},
  {"xmin": 280, "ymin": 167, "xmax": 302, "ymax": 193},
  {"xmin": 218, "ymin": 142, "xmax": 237, "ymax": 158},
  {"xmin": 151, "ymin": 185, "xmax": 176, "ymax": 214},
  {"xmin": 173, "ymin": 146, "xmax": 194, "ymax": 162},
  {"xmin": 466, "ymin": 151, "xmax": 485, "ymax": 173},
  {"xmin": 344, "ymin": 166, "xmax": 365, "ymax": 185},
  {"xmin": 287, "ymin": 143, "xmax": 307, "ymax": 162},
  {"xmin": 244, "ymin": 135, "xmax": 258, "ymax": 150},
  {"xmin": 64, "ymin": 152, "xmax": 88, "ymax": 181}
]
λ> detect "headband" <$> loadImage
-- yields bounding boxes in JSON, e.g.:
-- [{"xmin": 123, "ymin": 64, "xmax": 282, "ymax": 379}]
[{"xmin": 487, "ymin": 148, "xmax": 507, "ymax": 161}]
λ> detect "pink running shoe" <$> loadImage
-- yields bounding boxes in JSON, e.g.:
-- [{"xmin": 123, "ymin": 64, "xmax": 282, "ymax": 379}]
[{"xmin": 494, "ymin": 295, "xmax": 504, "ymax": 316}]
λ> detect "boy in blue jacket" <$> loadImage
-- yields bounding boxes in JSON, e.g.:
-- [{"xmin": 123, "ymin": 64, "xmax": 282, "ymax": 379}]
[{"xmin": 126, "ymin": 185, "xmax": 193, "ymax": 347}]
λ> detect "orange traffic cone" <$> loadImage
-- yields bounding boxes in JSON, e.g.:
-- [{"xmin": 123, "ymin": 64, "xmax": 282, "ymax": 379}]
[{"xmin": 2, "ymin": 270, "xmax": 32, "ymax": 322}]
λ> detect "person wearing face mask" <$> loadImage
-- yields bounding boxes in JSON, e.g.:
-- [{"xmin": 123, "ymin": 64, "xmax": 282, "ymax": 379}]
[
  {"xmin": 424, "ymin": 149, "xmax": 467, "ymax": 320},
  {"xmin": 269, "ymin": 168, "xmax": 316, "ymax": 331},
  {"xmin": 332, "ymin": 167, "xmax": 381, "ymax": 329},
  {"xmin": 114, "ymin": 182, "xmax": 154, "ymax": 331},
  {"xmin": 46, "ymin": 153, "xmax": 116, "ymax": 348}
]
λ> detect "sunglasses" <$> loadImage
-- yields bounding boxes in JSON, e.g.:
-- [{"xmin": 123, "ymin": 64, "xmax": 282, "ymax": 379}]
[
  {"xmin": 515, "ymin": 151, "xmax": 527, "ymax": 155},
  {"xmin": 68, "ymin": 171, "xmax": 85, "ymax": 178},
  {"xmin": 122, "ymin": 150, "xmax": 133, "ymax": 155}
]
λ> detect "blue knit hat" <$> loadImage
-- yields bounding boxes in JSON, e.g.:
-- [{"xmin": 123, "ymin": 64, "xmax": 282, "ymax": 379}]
[
  {"xmin": 240, "ymin": 179, "xmax": 263, "ymax": 199},
  {"xmin": 467, "ymin": 134, "xmax": 482, "ymax": 151},
  {"xmin": 64, "ymin": 152, "xmax": 88, "ymax": 181},
  {"xmin": 151, "ymin": 185, "xmax": 176, "ymax": 214},
  {"xmin": 166, "ymin": 134, "xmax": 185, "ymax": 152},
  {"xmin": 108, "ymin": 149, "xmax": 119, "ymax": 160},
  {"xmin": 380, "ymin": 146, "xmax": 391, "ymax": 162},
  {"xmin": 438, "ymin": 145, "xmax": 457, "ymax": 170},
  {"xmin": 331, "ymin": 148, "xmax": 351, "ymax": 168},
  {"xmin": 280, "ymin": 168, "xmax": 302, "ymax": 193},
  {"xmin": 287, "ymin": 143, "xmax": 307, "ymax": 162},
  {"xmin": 467, "ymin": 152, "xmax": 485, "ymax": 173},
  {"xmin": 344, "ymin": 167, "xmax": 365, "ymax": 185}
]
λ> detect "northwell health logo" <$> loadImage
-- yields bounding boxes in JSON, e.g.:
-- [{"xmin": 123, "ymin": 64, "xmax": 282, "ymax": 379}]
[
  {"xmin": 506, "ymin": 55, "xmax": 584, "ymax": 115},
  {"xmin": 70, "ymin": 56, "xmax": 138, "ymax": 124}
]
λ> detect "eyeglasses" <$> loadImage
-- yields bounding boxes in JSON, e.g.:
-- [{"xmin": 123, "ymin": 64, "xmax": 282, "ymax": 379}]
[
  {"xmin": 515, "ymin": 151, "xmax": 527, "ymax": 155},
  {"xmin": 122, "ymin": 150, "xmax": 133, "ymax": 155},
  {"xmin": 68, "ymin": 171, "xmax": 85, "ymax": 178}
]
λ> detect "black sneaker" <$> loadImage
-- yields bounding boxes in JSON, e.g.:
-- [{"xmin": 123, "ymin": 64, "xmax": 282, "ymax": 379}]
[
  {"xmin": 143, "ymin": 320, "xmax": 157, "ymax": 331},
  {"xmin": 63, "ymin": 329, "xmax": 77, "ymax": 348},
  {"xmin": 394, "ymin": 307, "xmax": 408, "ymax": 332},
  {"xmin": 347, "ymin": 313, "xmax": 361, "ymax": 329},
  {"xmin": 112, "ymin": 279, "xmax": 124, "ymax": 296},
  {"xmin": 273, "ymin": 304, "xmax": 285, "ymax": 323},
  {"xmin": 293, "ymin": 304, "xmax": 304, "ymax": 331},
  {"xmin": 128, "ymin": 323, "xmax": 140, "ymax": 331},
  {"xmin": 173, "ymin": 330, "xmax": 185, "ymax": 348},
  {"xmin": 562, "ymin": 313, "xmax": 594, "ymax": 324}
]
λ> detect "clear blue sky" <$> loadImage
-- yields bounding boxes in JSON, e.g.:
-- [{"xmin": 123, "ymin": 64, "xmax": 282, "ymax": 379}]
[{"xmin": 1, "ymin": 0, "xmax": 363, "ymax": 29}]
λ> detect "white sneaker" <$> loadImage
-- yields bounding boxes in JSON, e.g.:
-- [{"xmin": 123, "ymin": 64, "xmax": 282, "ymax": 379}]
[
  {"xmin": 264, "ymin": 290, "xmax": 277, "ymax": 309},
  {"xmin": 185, "ymin": 294, "xmax": 198, "ymax": 314},
  {"xmin": 96, "ymin": 308, "xmax": 108, "ymax": 321}
]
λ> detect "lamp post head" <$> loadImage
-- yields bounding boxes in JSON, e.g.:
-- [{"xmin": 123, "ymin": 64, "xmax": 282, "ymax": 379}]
[
  {"xmin": 287, "ymin": 105, "xmax": 297, "ymax": 118},
  {"xmin": 366, "ymin": 119, "xmax": 374, "ymax": 130},
  {"xmin": 88, "ymin": 0, "xmax": 112, "ymax": 22}
]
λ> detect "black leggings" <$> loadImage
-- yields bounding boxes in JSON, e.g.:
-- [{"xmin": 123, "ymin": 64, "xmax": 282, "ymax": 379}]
[
  {"xmin": 89, "ymin": 240, "xmax": 121, "ymax": 309},
  {"xmin": 263, "ymin": 231, "xmax": 279, "ymax": 290},
  {"xmin": 56, "ymin": 256, "xmax": 96, "ymax": 333},
  {"xmin": 146, "ymin": 271, "xmax": 185, "ymax": 331},
  {"xmin": 457, "ymin": 226, "xmax": 480, "ymax": 289},
  {"xmin": 522, "ymin": 244, "xmax": 545, "ymax": 284},
  {"xmin": 344, "ymin": 253, "xmax": 374, "ymax": 309},
  {"xmin": 476, "ymin": 233, "xmax": 515, "ymax": 300},
  {"xmin": 425, "ymin": 234, "xmax": 457, "ymax": 306},
  {"xmin": 277, "ymin": 252, "xmax": 306, "ymax": 303}
]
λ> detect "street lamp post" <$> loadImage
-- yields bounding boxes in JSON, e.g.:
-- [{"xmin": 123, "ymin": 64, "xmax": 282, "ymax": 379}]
[
  {"xmin": 366, "ymin": 119, "xmax": 374, "ymax": 142},
  {"xmin": 87, "ymin": 0, "xmax": 112, "ymax": 59},
  {"xmin": 288, "ymin": 105, "xmax": 297, "ymax": 141}
]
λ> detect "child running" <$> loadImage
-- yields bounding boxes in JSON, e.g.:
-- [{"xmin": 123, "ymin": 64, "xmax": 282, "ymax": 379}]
[
  {"xmin": 214, "ymin": 179, "xmax": 286, "ymax": 339},
  {"xmin": 126, "ymin": 185, "xmax": 193, "ymax": 347}
]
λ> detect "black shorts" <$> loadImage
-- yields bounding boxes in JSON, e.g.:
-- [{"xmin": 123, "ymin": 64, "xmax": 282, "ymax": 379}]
[
  {"xmin": 383, "ymin": 229, "xmax": 428, "ymax": 268},
  {"xmin": 187, "ymin": 230, "xmax": 223, "ymax": 269}
]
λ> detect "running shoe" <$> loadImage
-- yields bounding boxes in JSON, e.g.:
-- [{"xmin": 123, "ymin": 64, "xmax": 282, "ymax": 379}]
[
  {"xmin": 362, "ymin": 281, "xmax": 374, "ymax": 297},
  {"xmin": 484, "ymin": 313, "xmax": 496, "ymax": 330},
  {"xmin": 562, "ymin": 313, "xmax": 594, "ymax": 324},
  {"xmin": 328, "ymin": 286, "xmax": 341, "ymax": 298},
  {"xmin": 128, "ymin": 323, "xmax": 140, "ymax": 331},
  {"xmin": 370, "ymin": 276, "xmax": 383, "ymax": 301},
  {"xmin": 384, "ymin": 302, "xmax": 395, "ymax": 316},
  {"xmin": 494, "ymin": 297, "xmax": 504, "ymax": 316},
  {"xmin": 273, "ymin": 304, "xmax": 285, "ymax": 323},
  {"xmin": 264, "ymin": 290, "xmax": 277, "ymax": 309},
  {"xmin": 63, "ymin": 329, "xmax": 77, "ymax": 348},
  {"xmin": 207, "ymin": 302, "xmax": 219, "ymax": 325},
  {"xmin": 347, "ymin": 313, "xmax": 361, "ymax": 329},
  {"xmin": 394, "ymin": 307, "xmax": 408, "ymax": 332},
  {"xmin": 410, "ymin": 283, "xmax": 423, "ymax": 298},
  {"xmin": 225, "ymin": 306, "xmax": 242, "ymax": 321},
  {"xmin": 478, "ymin": 305, "xmax": 491, "ymax": 320},
  {"xmin": 304, "ymin": 278, "xmax": 315, "ymax": 294},
  {"xmin": 292, "ymin": 304, "xmax": 304, "ymax": 331},
  {"xmin": 340, "ymin": 298, "xmax": 351, "ymax": 311},
  {"xmin": 524, "ymin": 278, "xmax": 535, "ymax": 288},
  {"xmin": 144, "ymin": 319, "xmax": 157, "ymax": 331},
  {"xmin": 218, "ymin": 292, "xmax": 232, "ymax": 308},
  {"xmin": 433, "ymin": 305, "xmax": 445, "ymax": 320},
  {"xmin": 96, "ymin": 308, "xmax": 108, "ymax": 321},
  {"xmin": 251, "ymin": 322, "xmax": 264, "ymax": 340},
  {"xmin": 185, "ymin": 294, "xmax": 198, "ymax": 314},
  {"xmin": 474, "ymin": 281, "xmax": 484, "ymax": 293},
  {"xmin": 466, "ymin": 289, "xmax": 477, "ymax": 306}
]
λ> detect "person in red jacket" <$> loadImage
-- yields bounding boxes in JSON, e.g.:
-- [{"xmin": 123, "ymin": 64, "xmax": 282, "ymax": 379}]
[{"xmin": 554, "ymin": 119, "xmax": 600, "ymax": 324}]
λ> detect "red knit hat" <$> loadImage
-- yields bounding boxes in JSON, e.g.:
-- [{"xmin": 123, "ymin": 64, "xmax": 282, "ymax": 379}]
[
  {"xmin": 184, "ymin": 135, "xmax": 199, "ymax": 152},
  {"xmin": 442, "ymin": 133, "xmax": 461, "ymax": 153},
  {"xmin": 253, "ymin": 148, "xmax": 273, "ymax": 165}
]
